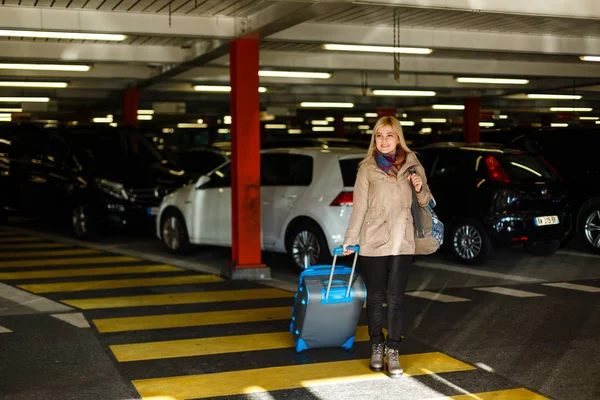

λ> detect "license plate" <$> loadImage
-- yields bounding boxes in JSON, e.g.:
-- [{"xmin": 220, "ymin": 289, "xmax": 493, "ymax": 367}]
[
  {"xmin": 147, "ymin": 207, "xmax": 159, "ymax": 216},
  {"xmin": 534, "ymin": 215, "xmax": 559, "ymax": 226}
]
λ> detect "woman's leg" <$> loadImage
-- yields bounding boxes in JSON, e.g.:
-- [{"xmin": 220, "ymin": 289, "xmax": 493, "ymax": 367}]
[
  {"xmin": 359, "ymin": 255, "xmax": 390, "ymax": 345},
  {"xmin": 385, "ymin": 255, "xmax": 413, "ymax": 350}
]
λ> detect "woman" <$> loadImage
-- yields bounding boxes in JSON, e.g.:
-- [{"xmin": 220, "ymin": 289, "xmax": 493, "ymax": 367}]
[{"xmin": 342, "ymin": 116, "xmax": 432, "ymax": 378}]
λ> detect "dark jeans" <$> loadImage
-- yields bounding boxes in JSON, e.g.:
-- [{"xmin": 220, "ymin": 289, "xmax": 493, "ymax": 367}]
[{"xmin": 359, "ymin": 254, "xmax": 413, "ymax": 350}]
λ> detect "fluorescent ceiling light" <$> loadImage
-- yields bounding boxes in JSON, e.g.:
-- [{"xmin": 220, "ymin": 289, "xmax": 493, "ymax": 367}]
[
  {"xmin": 0, "ymin": 63, "xmax": 90, "ymax": 72},
  {"xmin": 301, "ymin": 102, "xmax": 354, "ymax": 108},
  {"xmin": 399, "ymin": 121, "xmax": 415, "ymax": 126},
  {"xmin": 479, "ymin": 122, "xmax": 495, "ymax": 127},
  {"xmin": 456, "ymin": 77, "xmax": 529, "ymax": 85},
  {"xmin": 177, "ymin": 123, "xmax": 207, "ymax": 128},
  {"xmin": 498, "ymin": 114, "xmax": 508, "ymax": 119},
  {"xmin": 358, "ymin": 125, "xmax": 370, "ymax": 130},
  {"xmin": 265, "ymin": 124, "xmax": 287, "ymax": 129},
  {"xmin": 0, "ymin": 97, "xmax": 50, "ymax": 103},
  {"xmin": 138, "ymin": 109, "xmax": 154, "ymax": 115},
  {"xmin": 325, "ymin": 117, "xmax": 335, "ymax": 122},
  {"xmin": 0, "ymin": 108, "xmax": 22, "ymax": 112},
  {"xmin": 0, "ymin": 29, "xmax": 125, "ymax": 41},
  {"xmin": 432, "ymin": 104, "xmax": 464, "ymax": 110},
  {"xmin": 365, "ymin": 113, "xmax": 378, "ymax": 117},
  {"xmin": 0, "ymin": 113, "xmax": 11, "ymax": 118},
  {"xmin": 312, "ymin": 126, "xmax": 335, "ymax": 132},
  {"xmin": 0, "ymin": 81, "xmax": 68, "ymax": 88},
  {"xmin": 596, "ymin": 121, "xmax": 600, "ymax": 125},
  {"xmin": 218, "ymin": 128, "xmax": 230, "ymax": 134},
  {"xmin": 311, "ymin": 120, "xmax": 329, "ymax": 125},
  {"xmin": 551, "ymin": 123, "xmax": 568, "ymax": 127},
  {"xmin": 343, "ymin": 117, "xmax": 364, "ymax": 122},
  {"xmin": 137, "ymin": 115, "xmax": 152, "ymax": 121},
  {"xmin": 259, "ymin": 70, "xmax": 331, "ymax": 79},
  {"xmin": 422, "ymin": 118, "xmax": 447, "ymax": 123},
  {"xmin": 0, "ymin": 117, "xmax": 11, "ymax": 122},
  {"xmin": 93, "ymin": 117, "xmax": 112, "ymax": 123},
  {"xmin": 420, "ymin": 127, "xmax": 433, "ymax": 134},
  {"xmin": 580, "ymin": 56, "xmax": 600, "ymax": 62},
  {"xmin": 323, "ymin": 43, "xmax": 432, "ymax": 55},
  {"xmin": 527, "ymin": 94, "xmax": 582, "ymax": 100},
  {"xmin": 197, "ymin": 119, "xmax": 204, "ymax": 124},
  {"xmin": 550, "ymin": 107, "xmax": 592, "ymax": 112},
  {"xmin": 223, "ymin": 116, "xmax": 232, "ymax": 124},
  {"xmin": 580, "ymin": 116, "xmax": 599, "ymax": 120},
  {"xmin": 288, "ymin": 129, "xmax": 302, "ymax": 134},
  {"xmin": 372, "ymin": 90, "xmax": 436, "ymax": 97},
  {"xmin": 194, "ymin": 85, "xmax": 266, "ymax": 93},
  {"xmin": 109, "ymin": 123, "xmax": 118, "ymax": 127}
]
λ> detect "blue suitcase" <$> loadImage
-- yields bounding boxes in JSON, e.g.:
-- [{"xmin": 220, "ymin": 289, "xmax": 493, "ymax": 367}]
[{"xmin": 290, "ymin": 246, "xmax": 366, "ymax": 353}]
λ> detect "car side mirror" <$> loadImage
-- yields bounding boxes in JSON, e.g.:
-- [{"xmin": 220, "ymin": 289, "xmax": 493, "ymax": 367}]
[{"xmin": 195, "ymin": 175, "xmax": 210, "ymax": 189}]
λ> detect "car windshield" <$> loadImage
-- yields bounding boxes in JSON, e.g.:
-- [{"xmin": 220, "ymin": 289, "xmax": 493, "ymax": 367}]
[{"xmin": 498, "ymin": 153, "xmax": 559, "ymax": 182}]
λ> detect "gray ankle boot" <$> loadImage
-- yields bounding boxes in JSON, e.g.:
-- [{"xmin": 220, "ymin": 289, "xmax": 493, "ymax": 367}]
[
  {"xmin": 386, "ymin": 348, "xmax": 403, "ymax": 377},
  {"xmin": 369, "ymin": 343, "xmax": 385, "ymax": 371}
]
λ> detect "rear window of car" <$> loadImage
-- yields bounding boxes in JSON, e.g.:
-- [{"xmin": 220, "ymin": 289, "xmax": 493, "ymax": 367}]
[
  {"xmin": 339, "ymin": 158, "xmax": 362, "ymax": 187},
  {"xmin": 498, "ymin": 153, "xmax": 559, "ymax": 182}
]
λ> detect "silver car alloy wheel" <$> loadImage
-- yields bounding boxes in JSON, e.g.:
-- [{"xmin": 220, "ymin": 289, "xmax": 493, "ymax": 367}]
[
  {"xmin": 584, "ymin": 210, "xmax": 600, "ymax": 249},
  {"xmin": 163, "ymin": 216, "xmax": 183, "ymax": 251},
  {"xmin": 291, "ymin": 230, "xmax": 321, "ymax": 269},
  {"xmin": 72, "ymin": 205, "xmax": 88, "ymax": 237},
  {"xmin": 453, "ymin": 224, "xmax": 483, "ymax": 260}
]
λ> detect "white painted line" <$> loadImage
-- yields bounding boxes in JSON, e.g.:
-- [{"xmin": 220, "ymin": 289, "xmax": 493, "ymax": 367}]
[
  {"xmin": 474, "ymin": 286, "xmax": 545, "ymax": 298},
  {"xmin": 0, "ymin": 325, "xmax": 12, "ymax": 333},
  {"xmin": 543, "ymin": 282, "xmax": 600, "ymax": 293},
  {"xmin": 51, "ymin": 312, "xmax": 90, "ymax": 328},
  {"xmin": 406, "ymin": 290, "xmax": 472, "ymax": 303},
  {"xmin": 0, "ymin": 282, "xmax": 73, "ymax": 313},
  {"xmin": 416, "ymin": 261, "xmax": 541, "ymax": 283},
  {"xmin": 557, "ymin": 250, "xmax": 600, "ymax": 260}
]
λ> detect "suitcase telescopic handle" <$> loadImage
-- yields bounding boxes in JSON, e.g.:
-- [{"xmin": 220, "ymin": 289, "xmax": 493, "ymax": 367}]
[{"xmin": 326, "ymin": 246, "xmax": 360, "ymax": 299}]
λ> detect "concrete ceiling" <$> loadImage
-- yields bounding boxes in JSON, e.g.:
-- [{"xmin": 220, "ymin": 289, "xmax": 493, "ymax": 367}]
[{"xmin": 1, "ymin": 0, "xmax": 600, "ymax": 124}]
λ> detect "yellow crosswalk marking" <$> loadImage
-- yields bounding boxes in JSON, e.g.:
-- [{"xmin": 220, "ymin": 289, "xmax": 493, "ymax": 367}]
[
  {"xmin": 94, "ymin": 306, "xmax": 291, "ymax": 333},
  {"xmin": 0, "ymin": 265, "xmax": 183, "ymax": 280},
  {"xmin": 132, "ymin": 353, "xmax": 475, "ymax": 399},
  {"xmin": 18, "ymin": 274, "xmax": 223, "ymax": 294},
  {"xmin": 0, "ymin": 256, "xmax": 140, "ymax": 269},
  {"xmin": 0, "ymin": 242, "xmax": 68, "ymax": 250},
  {"xmin": 449, "ymin": 388, "xmax": 549, "ymax": 399},
  {"xmin": 0, "ymin": 237, "xmax": 44, "ymax": 243},
  {"xmin": 112, "ymin": 325, "xmax": 370, "ymax": 362},
  {"xmin": 0, "ymin": 249, "xmax": 99, "ymax": 259},
  {"xmin": 63, "ymin": 288, "xmax": 293, "ymax": 310}
]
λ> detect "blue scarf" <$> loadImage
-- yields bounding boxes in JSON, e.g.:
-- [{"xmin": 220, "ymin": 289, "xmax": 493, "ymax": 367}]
[{"xmin": 374, "ymin": 148, "xmax": 405, "ymax": 176}]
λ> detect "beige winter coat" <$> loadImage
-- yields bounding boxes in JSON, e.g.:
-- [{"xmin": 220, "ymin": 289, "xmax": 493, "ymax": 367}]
[{"xmin": 343, "ymin": 152, "xmax": 432, "ymax": 257}]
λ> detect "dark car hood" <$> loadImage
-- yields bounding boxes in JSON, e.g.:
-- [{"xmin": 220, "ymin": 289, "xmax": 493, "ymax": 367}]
[{"xmin": 88, "ymin": 160, "xmax": 190, "ymax": 189}]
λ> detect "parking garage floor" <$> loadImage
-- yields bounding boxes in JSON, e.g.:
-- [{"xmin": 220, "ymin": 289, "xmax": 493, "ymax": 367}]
[{"xmin": 0, "ymin": 221, "xmax": 599, "ymax": 400}]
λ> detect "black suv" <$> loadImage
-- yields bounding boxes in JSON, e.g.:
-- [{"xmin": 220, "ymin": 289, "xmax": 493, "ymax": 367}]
[
  {"xmin": 507, "ymin": 128, "xmax": 600, "ymax": 254},
  {"xmin": 416, "ymin": 142, "xmax": 571, "ymax": 264},
  {"xmin": 0, "ymin": 123, "xmax": 191, "ymax": 238}
]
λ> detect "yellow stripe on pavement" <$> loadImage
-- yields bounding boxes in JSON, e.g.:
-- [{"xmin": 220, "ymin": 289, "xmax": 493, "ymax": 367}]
[
  {"xmin": 18, "ymin": 274, "xmax": 223, "ymax": 294},
  {"xmin": 0, "ymin": 265, "xmax": 183, "ymax": 280},
  {"xmin": 94, "ymin": 306, "xmax": 291, "ymax": 333},
  {"xmin": 0, "ymin": 249, "xmax": 99, "ymax": 259},
  {"xmin": 0, "ymin": 256, "xmax": 140, "ymax": 269},
  {"xmin": 63, "ymin": 288, "xmax": 293, "ymax": 310},
  {"xmin": 0, "ymin": 237, "xmax": 44, "ymax": 243},
  {"xmin": 132, "ymin": 353, "xmax": 475, "ymax": 399},
  {"xmin": 112, "ymin": 325, "xmax": 370, "ymax": 362},
  {"xmin": 0, "ymin": 242, "xmax": 68, "ymax": 250},
  {"xmin": 449, "ymin": 388, "xmax": 549, "ymax": 400}
]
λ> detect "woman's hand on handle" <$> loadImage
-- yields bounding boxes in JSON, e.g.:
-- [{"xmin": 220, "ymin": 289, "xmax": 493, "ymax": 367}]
[{"xmin": 342, "ymin": 244, "xmax": 355, "ymax": 256}]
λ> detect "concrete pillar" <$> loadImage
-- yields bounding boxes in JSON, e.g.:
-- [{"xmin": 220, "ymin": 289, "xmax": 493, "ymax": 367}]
[{"xmin": 464, "ymin": 98, "xmax": 480, "ymax": 143}]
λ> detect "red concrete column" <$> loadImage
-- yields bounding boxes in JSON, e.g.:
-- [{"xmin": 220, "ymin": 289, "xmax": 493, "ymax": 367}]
[
  {"xmin": 464, "ymin": 98, "xmax": 480, "ymax": 143},
  {"xmin": 122, "ymin": 88, "xmax": 138, "ymax": 127},
  {"xmin": 541, "ymin": 115, "xmax": 552, "ymax": 127},
  {"xmin": 228, "ymin": 38, "xmax": 270, "ymax": 280},
  {"xmin": 334, "ymin": 114, "xmax": 344, "ymax": 138}
]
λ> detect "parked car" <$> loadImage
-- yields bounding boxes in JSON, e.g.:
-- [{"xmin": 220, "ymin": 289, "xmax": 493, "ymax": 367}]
[
  {"xmin": 507, "ymin": 128, "xmax": 600, "ymax": 254},
  {"xmin": 0, "ymin": 122, "xmax": 192, "ymax": 238},
  {"xmin": 415, "ymin": 142, "xmax": 571, "ymax": 264},
  {"xmin": 156, "ymin": 147, "xmax": 366, "ymax": 269}
]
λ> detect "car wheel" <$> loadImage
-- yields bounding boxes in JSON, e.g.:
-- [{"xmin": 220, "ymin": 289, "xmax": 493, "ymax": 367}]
[
  {"xmin": 71, "ymin": 204, "xmax": 96, "ymax": 239},
  {"xmin": 579, "ymin": 199, "xmax": 600, "ymax": 254},
  {"xmin": 525, "ymin": 239, "xmax": 561, "ymax": 256},
  {"xmin": 286, "ymin": 220, "xmax": 331, "ymax": 270},
  {"xmin": 161, "ymin": 210, "xmax": 191, "ymax": 254},
  {"xmin": 450, "ymin": 218, "xmax": 492, "ymax": 265}
]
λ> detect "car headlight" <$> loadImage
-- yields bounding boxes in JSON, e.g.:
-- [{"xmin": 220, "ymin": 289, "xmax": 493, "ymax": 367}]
[{"xmin": 95, "ymin": 179, "xmax": 132, "ymax": 201}]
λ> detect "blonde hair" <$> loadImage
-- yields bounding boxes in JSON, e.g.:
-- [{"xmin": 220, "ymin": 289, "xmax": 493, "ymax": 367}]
[{"xmin": 359, "ymin": 116, "xmax": 412, "ymax": 167}]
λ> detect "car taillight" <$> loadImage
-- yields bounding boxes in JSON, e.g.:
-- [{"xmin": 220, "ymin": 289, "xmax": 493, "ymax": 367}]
[
  {"xmin": 539, "ymin": 156, "xmax": 563, "ymax": 181},
  {"xmin": 330, "ymin": 191, "xmax": 353, "ymax": 206},
  {"xmin": 485, "ymin": 156, "xmax": 510, "ymax": 183}
]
